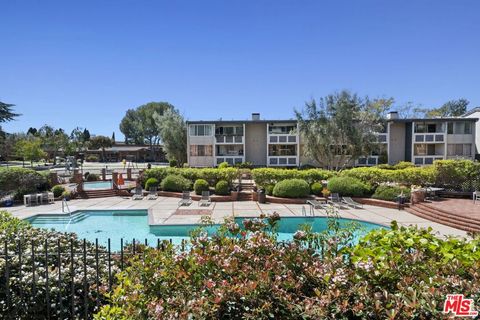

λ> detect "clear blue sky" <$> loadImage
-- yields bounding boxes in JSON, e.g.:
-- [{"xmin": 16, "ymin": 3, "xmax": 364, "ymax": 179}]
[{"xmin": 1, "ymin": 1, "xmax": 480, "ymax": 139}]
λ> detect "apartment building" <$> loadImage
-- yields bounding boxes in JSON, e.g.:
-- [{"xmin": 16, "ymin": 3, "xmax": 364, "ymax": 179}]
[
  {"xmin": 387, "ymin": 112, "xmax": 477, "ymax": 165},
  {"xmin": 186, "ymin": 112, "xmax": 478, "ymax": 168}
]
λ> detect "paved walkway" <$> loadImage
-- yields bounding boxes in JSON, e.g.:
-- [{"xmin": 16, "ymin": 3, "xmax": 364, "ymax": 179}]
[
  {"xmin": 425, "ymin": 198, "xmax": 480, "ymax": 220},
  {"xmin": 3, "ymin": 196, "xmax": 468, "ymax": 238}
]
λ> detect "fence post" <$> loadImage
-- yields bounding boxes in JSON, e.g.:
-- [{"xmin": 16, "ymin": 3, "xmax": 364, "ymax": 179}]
[
  {"xmin": 83, "ymin": 239, "xmax": 88, "ymax": 320},
  {"xmin": 108, "ymin": 239, "xmax": 112, "ymax": 292},
  {"xmin": 45, "ymin": 239, "xmax": 50, "ymax": 320},
  {"xmin": 5, "ymin": 242, "xmax": 10, "ymax": 314},
  {"xmin": 57, "ymin": 239, "xmax": 62, "ymax": 319},
  {"xmin": 70, "ymin": 239, "xmax": 75, "ymax": 318}
]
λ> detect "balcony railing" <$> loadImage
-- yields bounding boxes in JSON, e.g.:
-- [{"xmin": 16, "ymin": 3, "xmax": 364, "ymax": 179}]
[
  {"xmin": 215, "ymin": 135, "xmax": 243, "ymax": 144},
  {"xmin": 413, "ymin": 133, "xmax": 445, "ymax": 143},
  {"xmin": 216, "ymin": 156, "xmax": 244, "ymax": 165},
  {"xmin": 268, "ymin": 134, "xmax": 297, "ymax": 144},
  {"xmin": 268, "ymin": 156, "xmax": 297, "ymax": 166},
  {"xmin": 355, "ymin": 156, "xmax": 379, "ymax": 166},
  {"xmin": 413, "ymin": 156, "xmax": 444, "ymax": 165}
]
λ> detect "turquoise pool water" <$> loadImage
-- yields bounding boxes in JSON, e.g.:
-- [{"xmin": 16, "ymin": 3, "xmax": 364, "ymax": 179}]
[
  {"xmin": 83, "ymin": 181, "xmax": 112, "ymax": 190},
  {"xmin": 27, "ymin": 210, "xmax": 385, "ymax": 251}
]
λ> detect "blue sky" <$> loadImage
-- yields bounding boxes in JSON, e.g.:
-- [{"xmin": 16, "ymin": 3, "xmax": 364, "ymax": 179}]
[{"xmin": 1, "ymin": 1, "xmax": 480, "ymax": 139}]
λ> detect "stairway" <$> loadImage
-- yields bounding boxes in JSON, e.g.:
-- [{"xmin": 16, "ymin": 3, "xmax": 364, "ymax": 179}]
[
  {"xmin": 236, "ymin": 179, "xmax": 255, "ymax": 201},
  {"xmin": 31, "ymin": 211, "xmax": 89, "ymax": 224},
  {"xmin": 78, "ymin": 189, "xmax": 118, "ymax": 199},
  {"xmin": 406, "ymin": 202, "xmax": 480, "ymax": 233}
]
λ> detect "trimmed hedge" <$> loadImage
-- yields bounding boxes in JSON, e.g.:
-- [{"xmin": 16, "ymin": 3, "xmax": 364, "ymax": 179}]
[
  {"xmin": 161, "ymin": 175, "xmax": 192, "ymax": 192},
  {"xmin": 372, "ymin": 185, "xmax": 411, "ymax": 202},
  {"xmin": 252, "ymin": 168, "xmax": 335, "ymax": 188},
  {"xmin": 194, "ymin": 179, "xmax": 210, "ymax": 195},
  {"xmin": 265, "ymin": 184, "xmax": 275, "ymax": 196},
  {"xmin": 215, "ymin": 180, "xmax": 230, "ymax": 195},
  {"xmin": 145, "ymin": 178, "xmax": 160, "ymax": 191},
  {"xmin": 218, "ymin": 162, "xmax": 229, "ymax": 169},
  {"xmin": 0, "ymin": 167, "xmax": 48, "ymax": 200},
  {"xmin": 339, "ymin": 166, "xmax": 436, "ymax": 187},
  {"xmin": 144, "ymin": 167, "xmax": 238, "ymax": 187},
  {"xmin": 272, "ymin": 179, "xmax": 310, "ymax": 198},
  {"xmin": 327, "ymin": 176, "xmax": 371, "ymax": 197}
]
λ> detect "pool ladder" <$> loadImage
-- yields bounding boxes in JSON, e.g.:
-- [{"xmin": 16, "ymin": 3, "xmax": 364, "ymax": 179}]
[
  {"xmin": 302, "ymin": 205, "xmax": 315, "ymax": 217},
  {"xmin": 62, "ymin": 199, "xmax": 71, "ymax": 215}
]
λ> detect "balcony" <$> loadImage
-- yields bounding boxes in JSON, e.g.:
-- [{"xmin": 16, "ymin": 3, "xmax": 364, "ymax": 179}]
[
  {"xmin": 215, "ymin": 135, "xmax": 243, "ymax": 144},
  {"xmin": 216, "ymin": 156, "xmax": 244, "ymax": 166},
  {"xmin": 413, "ymin": 133, "xmax": 445, "ymax": 143},
  {"xmin": 268, "ymin": 156, "xmax": 297, "ymax": 166}
]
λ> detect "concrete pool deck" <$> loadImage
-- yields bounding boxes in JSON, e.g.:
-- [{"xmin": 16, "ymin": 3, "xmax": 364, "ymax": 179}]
[{"xmin": 3, "ymin": 196, "xmax": 468, "ymax": 238}]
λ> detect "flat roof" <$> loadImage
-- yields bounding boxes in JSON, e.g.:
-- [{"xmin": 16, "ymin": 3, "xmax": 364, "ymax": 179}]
[
  {"xmin": 389, "ymin": 117, "xmax": 478, "ymax": 123},
  {"xmin": 187, "ymin": 119, "xmax": 297, "ymax": 125}
]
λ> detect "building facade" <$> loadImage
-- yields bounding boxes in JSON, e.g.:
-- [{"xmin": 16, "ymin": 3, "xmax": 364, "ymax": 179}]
[{"xmin": 186, "ymin": 113, "xmax": 478, "ymax": 168}]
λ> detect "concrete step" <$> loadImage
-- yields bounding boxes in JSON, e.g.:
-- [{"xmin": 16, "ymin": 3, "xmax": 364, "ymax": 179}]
[
  {"xmin": 78, "ymin": 189, "xmax": 118, "ymax": 199},
  {"xmin": 406, "ymin": 205, "xmax": 480, "ymax": 233}
]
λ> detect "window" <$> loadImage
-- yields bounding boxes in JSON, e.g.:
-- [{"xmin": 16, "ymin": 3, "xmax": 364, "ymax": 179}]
[
  {"xmin": 449, "ymin": 122, "xmax": 473, "ymax": 134},
  {"xmin": 216, "ymin": 145, "xmax": 243, "ymax": 156},
  {"xmin": 190, "ymin": 145, "xmax": 213, "ymax": 156},
  {"xmin": 415, "ymin": 122, "xmax": 443, "ymax": 133},
  {"xmin": 215, "ymin": 126, "xmax": 243, "ymax": 136},
  {"xmin": 268, "ymin": 144, "xmax": 297, "ymax": 156},
  {"xmin": 189, "ymin": 124, "xmax": 212, "ymax": 136},
  {"xmin": 447, "ymin": 144, "xmax": 472, "ymax": 157}
]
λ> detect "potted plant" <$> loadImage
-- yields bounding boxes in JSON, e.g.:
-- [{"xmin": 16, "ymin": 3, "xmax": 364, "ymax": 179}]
[{"xmin": 322, "ymin": 188, "xmax": 331, "ymax": 199}]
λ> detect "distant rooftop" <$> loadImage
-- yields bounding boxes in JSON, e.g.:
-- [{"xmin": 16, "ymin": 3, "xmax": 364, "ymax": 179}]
[{"xmin": 187, "ymin": 113, "xmax": 297, "ymax": 125}]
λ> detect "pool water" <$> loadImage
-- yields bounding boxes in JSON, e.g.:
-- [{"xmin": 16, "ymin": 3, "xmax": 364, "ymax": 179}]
[
  {"xmin": 27, "ymin": 210, "xmax": 385, "ymax": 251},
  {"xmin": 83, "ymin": 181, "xmax": 113, "ymax": 190}
]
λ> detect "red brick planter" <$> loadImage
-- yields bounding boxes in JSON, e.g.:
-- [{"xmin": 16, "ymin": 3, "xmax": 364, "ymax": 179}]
[
  {"xmin": 157, "ymin": 191, "xmax": 233, "ymax": 202},
  {"xmin": 265, "ymin": 195, "xmax": 316, "ymax": 204},
  {"xmin": 353, "ymin": 197, "xmax": 409, "ymax": 209}
]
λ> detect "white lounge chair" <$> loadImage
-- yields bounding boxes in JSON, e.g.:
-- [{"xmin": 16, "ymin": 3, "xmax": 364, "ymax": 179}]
[
  {"xmin": 199, "ymin": 191, "xmax": 211, "ymax": 206},
  {"xmin": 178, "ymin": 191, "xmax": 192, "ymax": 206},
  {"xmin": 329, "ymin": 193, "xmax": 346, "ymax": 209},
  {"xmin": 342, "ymin": 197, "xmax": 363, "ymax": 209},
  {"xmin": 147, "ymin": 187, "xmax": 158, "ymax": 200},
  {"xmin": 474, "ymin": 191, "xmax": 480, "ymax": 204},
  {"xmin": 132, "ymin": 186, "xmax": 144, "ymax": 200}
]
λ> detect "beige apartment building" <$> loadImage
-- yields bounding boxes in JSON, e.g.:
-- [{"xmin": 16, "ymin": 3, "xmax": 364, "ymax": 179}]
[{"xmin": 186, "ymin": 112, "xmax": 478, "ymax": 168}]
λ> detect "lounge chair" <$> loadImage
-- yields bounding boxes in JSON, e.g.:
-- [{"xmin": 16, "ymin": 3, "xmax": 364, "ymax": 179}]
[
  {"xmin": 307, "ymin": 199, "xmax": 327, "ymax": 209},
  {"xmin": 342, "ymin": 197, "xmax": 363, "ymax": 209},
  {"xmin": 147, "ymin": 187, "xmax": 158, "ymax": 200},
  {"xmin": 329, "ymin": 193, "xmax": 346, "ymax": 209},
  {"xmin": 199, "ymin": 191, "xmax": 211, "ymax": 206},
  {"xmin": 474, "ymin": 191, "xmax": 480, "ymax": 204},
  {"xmin": 132, "ymin": 186, "xmax": 144, "ymax": 200},
  {"xmin": 178, "ymin": 191, "xmax": 192, "ymax": 206}
]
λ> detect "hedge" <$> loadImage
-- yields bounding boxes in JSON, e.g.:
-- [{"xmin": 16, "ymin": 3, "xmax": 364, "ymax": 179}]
[
  {"xmin": 327, "ymin": 176, "xmax": 371, "ymax": 197},
  {"xmin": 272, "ymin": 179, "xmax": 310, "ymax": 198},
  {"xmin": 372, "ymin": 185, "xmax": 411, "ymax": 202},
  {"xmin": 339, "ymin": 166, "xmax": 436, "ymax": 187},
  {"xmin": 144, "ymin": 167, "xmax": 239, "ymax": 187},
  {"xmin": 215, "ymin": 180, "xmax": 230, "ymax": 195},
  {"xmin": 161, "ymin": 175, "xmax": 192, "ymax": 192},
  {"xmin": 194, "ymin": 179, "xmax": 210, "ymax": 195},
  {"xmin": 0, "ymin": 167, "xmax": 49, "ymax": 200},
  {"xmin": 252, "ymin": 168, "xmax": 335, "ymax": 188},
  {"xmin": 145, "ymin": 177, "xmax": 160, "ymax": 191}
]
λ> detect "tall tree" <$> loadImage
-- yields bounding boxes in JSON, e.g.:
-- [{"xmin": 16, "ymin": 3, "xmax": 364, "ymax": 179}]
[
  {"xmin": 295, "ymin": 90, "xmax": 390, "ymax": 170},
  {"xmin": 38, "ymin": 125, "xmax": 69, "ymax": 164},
  {"xmin": 426, "ymin": 98, "xmax": 469, "ymax": 118},
  {"xmin": 15, "ymin": 137, "xmax": 47, "ymax": 167},
  {"xmin": 119, "ymin": 102, "xmax": 175, "ymax": 160},
  {"xmin": 70, "ymin": 127, "xmax": 90, "ymax": 154},
  {"xmin": 0, "ymin": 101, "xmax": 20, "ymax": 123},
  {"xmin": 154, "ymin": 108, "xmax": 187, "ymax": 164},
  {"xmin": 89, "ymin": 135, "xmax": 113, "ymax": 162}
]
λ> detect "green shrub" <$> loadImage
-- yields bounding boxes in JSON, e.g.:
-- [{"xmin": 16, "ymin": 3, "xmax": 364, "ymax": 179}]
[
  {"xmin": 234, "ymin": 161, "xmax": 253, "ymax": 169},
  {"xmin": 161, "ymin": 175, "xmax": 192, "ymax": 192},
  {"xmin": 145, "ymin": 177, "xmax": 160, "ymax": 190},
  {"xmin": 85, "ymin": 155, "xmax": 99, "ymax": 162},
  {"xmin": 0, "ymin": 167, "xmax": 48, "ymax": 200},
  {"xmin": 372, "ymin": 185, "xmax": 411, "ymax": 202},
  {"xmin": 85, "ymin": 173, "xmax": 99, "ymax": 181},
  {"xmin": 272, "ymin": 179, "xmax": 310, "ymax": 198},
  {"xmin": 393, "ymin": 161, "xmax": 415, "ymax": 170},
  {"xmin": 51, "ymin": 185, "xmax": 65, "ymax": 198},
  {"xmin": 218, "ymin": 161, "xmax": 229, "ymax": 169},
  {"xmin": 327, "ymin": 176, "xmax": 371, "ymax": 197},
  {"xmin": 97, "ymin": 218, "xmax": 480, "ymax": 319},
  {"xmin": 193, "ymin": 179, "xmax": 210, "ymax": 195},
  {"xmin": 169, "ymin": 159, "xmax": 177, "ymax": 167},
  {"xmin": 310, "ymin": 182, "xmax": 323, "ymax": 196},
  {"xmin": 264, "ymin": 184, "xmax": 275, "ymax": 196},
  {"xmin": 215, "ymin": 180, "xmax": 230, "ymax": 195},
  {"xmin": 252, "ymin": 168, "xmax": 335, "ymax": 188},
  {"xmin": 144, "ymin": 167, "xmax": 239, "ymax": 187},
  {"xmin": 434, "ymin": 159, "xmax": 480, "ymax": 191}
]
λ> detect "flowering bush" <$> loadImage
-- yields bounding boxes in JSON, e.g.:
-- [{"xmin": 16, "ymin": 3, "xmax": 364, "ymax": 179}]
[
  {"xmin": 96, "ymin": 214, "xmax": 480, "ymax": 319},
  {"xmin": 0, "ymin": 211, "xmax": 117, "ymax": 319}
]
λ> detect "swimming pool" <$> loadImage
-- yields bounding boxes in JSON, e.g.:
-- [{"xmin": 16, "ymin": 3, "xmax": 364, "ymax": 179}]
[
  {"xmin": 27, "ymin": 210, "xmax": 385, "ymax": 251},
  {"xmin": 83, "ymin": 181, "xmax": 113, "ymax": 190}
]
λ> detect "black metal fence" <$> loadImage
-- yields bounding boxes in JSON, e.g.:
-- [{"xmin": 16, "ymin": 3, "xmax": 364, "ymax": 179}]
[{"xmin": 0, "ymin": 237, "xmax": 185, "ymax": 320}]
